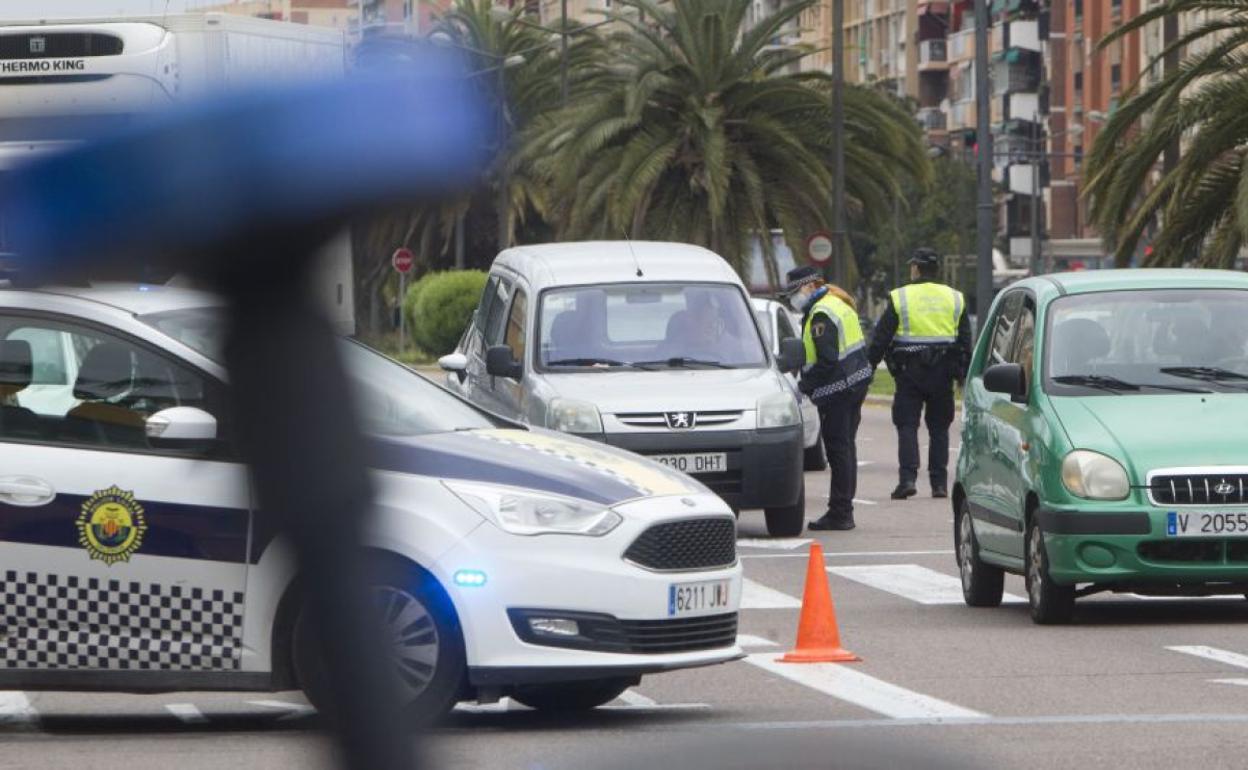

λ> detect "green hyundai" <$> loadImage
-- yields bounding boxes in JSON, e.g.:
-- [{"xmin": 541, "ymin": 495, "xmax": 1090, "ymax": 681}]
[{"xmin": 954, "ymin": 269, "xmax": 1248, "ymax": 623}]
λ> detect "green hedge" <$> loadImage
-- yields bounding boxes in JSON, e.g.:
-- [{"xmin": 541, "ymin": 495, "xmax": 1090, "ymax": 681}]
[{"xmin": 406, "ymin": 270, "xmax": 488, "ymax": 356}]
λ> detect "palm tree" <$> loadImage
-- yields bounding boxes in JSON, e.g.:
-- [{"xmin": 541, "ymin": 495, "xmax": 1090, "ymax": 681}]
[
  {"xmin": 520, "ymin": 0, "xmax": 931, "ymax": 281},
  {"xmin": 1085, "ymin": 0, "xmax": 1248, "ymax": 268},
  {"xmin": 399, "ymin": 0, "xmax": 609, "ymax": 263}
]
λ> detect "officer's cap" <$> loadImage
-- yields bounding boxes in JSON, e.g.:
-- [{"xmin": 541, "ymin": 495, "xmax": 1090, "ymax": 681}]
[
  {"xmin": 908, "ymin": 247, "xmax": 941, "ymax": 267},
  {"xmin": 781, "ymin": 265, "xmax": 822, "ymax": 296}
]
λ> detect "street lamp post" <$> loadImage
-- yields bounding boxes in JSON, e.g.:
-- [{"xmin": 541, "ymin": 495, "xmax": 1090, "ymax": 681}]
[
  {"xmin": 560, "ymin": 0, "xmax": 569, "ymax": 105},
  {"xmin": 831, "ymin": 0, "xmax": 846, "ymax": 286},
  {"xmin": 1028, "ymin": 115, "xmax": 1084, "ymax": 276},
  {"xmin": 973, "ymin": 0, "xmax": 993, "ymax": 323}
]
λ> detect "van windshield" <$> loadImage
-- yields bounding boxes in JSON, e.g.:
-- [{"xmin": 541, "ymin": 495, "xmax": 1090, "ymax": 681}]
[
  {"xmin": 1045, "ymin": 289, "xmax": 1248, "ymax": 395},
  {"xmin": 538, "ymin": 283, "xmax": 768, "ymax": 369}
]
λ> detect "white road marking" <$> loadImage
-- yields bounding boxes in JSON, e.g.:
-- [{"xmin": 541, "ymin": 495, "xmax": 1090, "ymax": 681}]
[
  {"xmin": 712, "ymin": 712, "xmax": 1248, "ymax": 732},
  {"xmin": 0, "ymin": 692, "xmax": 37, "ymax": 725},
  {"xmin": 744, "ymin": 653, "xmax": 985, "ymax": 720},
  {"xmin": 1209, "ymin": 679, "xmax": 1248, "ymax": 687},
  {"xmin": 247, "ymin": 699, "xmax": 318, "ymax": 720},
  {"xmin": 165, "ymin": 703, "xmax": 208, "ymax": 724},
  {"xmin": 606, "ymin": 689, "xmax": 710, "ymax": 711},
  {"xmin": 827, "ymin": 564, "xmax": 1025, "ymax": 605},
  {"xmin": 737, "ymin": 537, "xmax": 812, "ymax": 550},
  {"xmin": 454, "ymin": 698, "xmax": 522, "ymax": 714},
  {"xmin": 740, "ymin": 578, "xmax": 802, "ymax": 609},
  {"xmin": 736, "ymin": 634, "xmax": 781, "ymax": 649},
  {"xmin": 616, "ymin": 689, "xmax": 657, "ymax": 707},
  {"xmin": 1167, "ymin": 645, "xmax": 1248, "ymax": 671},
  {"xmin": 741, "ymin": 549, "xmax": 954, "ymax": 560},
  {"xmin": 857, "ymin": 461, "xmax": 874, "ymax": 467},
  {"xmin": 852, "ymin": 498, "xmax": 878, "ymax": 506}
]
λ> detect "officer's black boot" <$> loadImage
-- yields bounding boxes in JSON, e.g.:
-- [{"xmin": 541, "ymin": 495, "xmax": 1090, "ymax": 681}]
[
  {"xmin": 891, "ymin": 482, "xmax": 917, "ymax": 500},
  {"xmin": 809, "ymin": 513, "xmax": 856, "ymax": 531}
]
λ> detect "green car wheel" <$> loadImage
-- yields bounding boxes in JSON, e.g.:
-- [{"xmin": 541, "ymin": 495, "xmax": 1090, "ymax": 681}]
[
  {"xmin": 1025, "ymin": 518, "xmax": 1075, "ymax": 625},
  {"xmin": 956, "ymin": 500, "xmax": 1004, "ymax": 607}
]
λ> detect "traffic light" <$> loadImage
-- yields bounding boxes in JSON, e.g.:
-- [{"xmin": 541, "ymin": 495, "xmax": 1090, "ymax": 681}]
[{"xmin": 962, "ymin": 129, "xmax": 976, "ymax": 148}]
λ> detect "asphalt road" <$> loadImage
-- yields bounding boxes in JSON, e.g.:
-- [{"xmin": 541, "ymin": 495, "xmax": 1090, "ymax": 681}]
[{"xmin": 6, "ymin": 404, "xmax": 1248, "ymax": 769}]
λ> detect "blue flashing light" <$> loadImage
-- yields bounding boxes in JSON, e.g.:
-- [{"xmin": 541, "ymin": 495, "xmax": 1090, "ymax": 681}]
[{"xmin": 453, "ymin": 569, "xmax": 487, "ymax": 588}]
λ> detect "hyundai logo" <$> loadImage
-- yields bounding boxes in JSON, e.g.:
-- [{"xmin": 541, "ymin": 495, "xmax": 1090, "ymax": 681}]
[
  {"xmin": 1215, "ymin": 481, "xmax": 1237, "ymax": 496},
  {"xmin": 665, "ymin": 412, "xmax": 695, "ymax": 430},
  {"xmin": 29, "ymin": 37, "xmax": 46, "ymax": 54}
]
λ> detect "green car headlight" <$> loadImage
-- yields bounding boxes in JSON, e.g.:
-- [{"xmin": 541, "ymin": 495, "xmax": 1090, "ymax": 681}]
[{"xmin": 1061, "ymin": 450, "xmax": 1130, "ymax": 501}]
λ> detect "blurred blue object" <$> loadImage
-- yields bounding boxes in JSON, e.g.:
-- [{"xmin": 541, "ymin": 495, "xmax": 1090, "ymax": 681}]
[{"xmin": 2, "ymin": 46, "xmax": 494, "ymax": 278}]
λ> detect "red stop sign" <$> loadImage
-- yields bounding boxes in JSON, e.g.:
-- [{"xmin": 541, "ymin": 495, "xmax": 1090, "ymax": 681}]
[{"xmin": 392, "ymin": 247, "xmax": 415, "ymax": 274}]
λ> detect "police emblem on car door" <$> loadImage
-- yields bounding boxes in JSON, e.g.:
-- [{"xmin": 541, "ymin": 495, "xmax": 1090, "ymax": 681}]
[{"xmin": 0, "ymin": 316, "xmax": 251, "ymax": 674}]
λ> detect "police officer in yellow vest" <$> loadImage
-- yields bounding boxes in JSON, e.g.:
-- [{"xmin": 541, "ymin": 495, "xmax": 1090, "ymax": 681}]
[
  {"xmin": 782, "ymin": 266, "xmax": 873, "ymax": 531},
  {"xmin": 867, "ymin": 248, "xmax": 972, "ymax": 500}
]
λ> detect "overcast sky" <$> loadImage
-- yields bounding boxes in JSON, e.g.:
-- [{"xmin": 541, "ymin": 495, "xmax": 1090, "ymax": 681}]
[{"xmin": 1, "ymin": 0, "xmax": 224, "ymax": 21}]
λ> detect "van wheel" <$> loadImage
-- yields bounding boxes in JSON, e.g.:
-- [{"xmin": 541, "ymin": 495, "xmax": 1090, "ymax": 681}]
[
  {"xmin": 765, "ymin": 485, "xmax": 805, "ymax": 537},
  {"xmin": 956, "ymin": 499, "xmax": 1004, "ymax": 607},
  {"xmin": 511, "ymin": 678, "xmax": 633, "ymax": 711},
  {"xmin": 1025, "ymin": 518, "xmax": 1075, "ymax": 624},
  {"xmin": 293, "ymin": 560, "xmax": 466, "ymax": 726},
  {"xmin": 803, "ymin": 441, "xmax": 827, "ymax": 472}
]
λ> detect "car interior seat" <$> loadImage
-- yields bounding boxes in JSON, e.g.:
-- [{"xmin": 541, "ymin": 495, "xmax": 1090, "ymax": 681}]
[
  {"xmin": 64, "ymin": 342, "xmax": 146, "ymax": 447},
  {"xmin": 0, "ymin": 340, "xmax": 42, "ymax": 439},
  {"xmin": 1052, "ymin": 318, "xmax": 1111, "ymax": 376}
]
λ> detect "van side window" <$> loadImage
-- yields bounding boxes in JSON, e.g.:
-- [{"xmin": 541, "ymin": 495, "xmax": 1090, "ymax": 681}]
[
  {"xmin": 987, "ymin": 292, "xmax": 1025, "ymax": 368},
  {"xmin": 504, "ymin": 289, "xmax": 528, "ymax": 365},
  {"xmin": 483, "ymin": 279, "xmax": 511, "ymax": 347},
  {"xmin": 776, "ymin": 311, "xmax": 797, "ymax": 342},
  {"xmin": 475, "ymin": 276, "xmax": 499, "ymax": 336}
]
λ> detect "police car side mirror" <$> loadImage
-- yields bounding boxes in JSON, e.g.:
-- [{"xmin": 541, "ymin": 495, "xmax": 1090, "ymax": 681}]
[
  {"xmin": 146, "ymin": 407, "xmax": 218, "ymax": 450},
  {"xmin": 983, "ymin": 363, "xmax": 1027, "ymax": 402},
  {"xmin": 778, "ymin": 338, "xmax": 806, "ymax": 374},
  {"xmin": 485, "ymin": 345, "xmax": 523, "ymax": 380}
]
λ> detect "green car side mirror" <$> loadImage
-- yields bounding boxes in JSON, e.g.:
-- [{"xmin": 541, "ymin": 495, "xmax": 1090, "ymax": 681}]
[{"xmin": 983, "ymin": 363, "xmax": 1028, "ymax": 403}]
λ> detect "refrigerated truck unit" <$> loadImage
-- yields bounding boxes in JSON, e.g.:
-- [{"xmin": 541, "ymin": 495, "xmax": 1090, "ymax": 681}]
[{"xmin": 0, "ymin": 14, "xmax": 355, "ymax": 334}]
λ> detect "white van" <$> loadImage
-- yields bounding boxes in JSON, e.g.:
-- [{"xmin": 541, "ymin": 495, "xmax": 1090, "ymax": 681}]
[{"xmin": 440, "ymin": 241, "xmax": 809, "ymax": 536}]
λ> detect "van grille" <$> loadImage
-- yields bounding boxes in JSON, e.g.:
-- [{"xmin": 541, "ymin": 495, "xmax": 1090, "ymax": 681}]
[
  {"xmin": 0, "ymin": 33, "xmax": 124, "ymax": 59},
  {"xmin": 616, "ymin": 410, "xmax": 744, "ymax": 428},
  {"xmin": 1149, "ymin": 472, "xmax": 1248, "ymax": 506}
]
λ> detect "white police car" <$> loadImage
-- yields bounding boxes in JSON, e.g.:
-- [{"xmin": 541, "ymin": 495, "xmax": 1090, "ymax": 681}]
[{"xmin": 0, "ymin": 282, "xmax": 742, "ymax": 718}]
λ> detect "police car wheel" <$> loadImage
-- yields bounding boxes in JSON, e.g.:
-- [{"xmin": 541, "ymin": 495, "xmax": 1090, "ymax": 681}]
[
  {"xmin": 1025, "ymin": 518, "xmax": 1075, "ymax": 625},
  {"xmin": 292, "ymin": 560, "xmax": 466, "ymax": 726},
  {"xmin": 803, "ymin": 441, "xmax": 827, "ymax": 472},
  {"xmin": 955, "ymin": 499, "xmax": 1004, "ymax": 607},
  {"xmin": 510, "ymin": 678, "xmax": 633, "ymax": 711},
  {"xmin": 764, "ymin": 485, "xmax": 805, "ymax": 538}
]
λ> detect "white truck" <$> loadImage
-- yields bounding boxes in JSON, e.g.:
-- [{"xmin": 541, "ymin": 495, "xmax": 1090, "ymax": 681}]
[{"xmin": 0, "ymin": 13, "xmax": 355, "ymax": 334}]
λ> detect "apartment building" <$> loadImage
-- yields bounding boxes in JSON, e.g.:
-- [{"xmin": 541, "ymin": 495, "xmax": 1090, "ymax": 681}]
[{"xmin": 799, "ymin": 0, "xmax": 916, "ymax": 99}]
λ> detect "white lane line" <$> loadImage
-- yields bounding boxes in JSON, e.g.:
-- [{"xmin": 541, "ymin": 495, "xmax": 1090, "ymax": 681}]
[
  {"xmin": 454, "ymin": 698, "xmax": 522, "ymax": 713},
  {"xmin": 740, "ymin": 578, "xmax": 802, "ymax": 609},
  {"xmin": 736, "ymin": 634, "xmax": 781, "ymax": 650},
  {"xmin": 744, "ymin": 653, "xmax": 985, "ymax": 720},
  {"xmin": 0, "ymin": 692, "xmax": 37, "ymax": 725},
  {"xmin": 165, "ymin": 703, "xmax": 208, "ymax": 724},
  {"xmin": 853, "ymin": 498, "xmax": 878, "ymax": 506},
  {"xmin": 1209, "ymin": 679, "xmax": 1248, "ymax": 687},
  {"xmin": 737, "ymin": 537, "xmax": 812, "ymax": 550},
  {"xmin": 827, "ymin": 564, "xmax": 1025, "ymax": 605},
  {"xmin": 247, "ymin": 700, "xmax": 318, "ymax": 720},
  {"xmin": 1167, "ymin": 645, "xmax": 1248, "ymax": 671},
  {"xmin": 713, "ymin": 712, "xmax": 1248, "ymax": 732},
  {"xmin": 616, "ymin": 689, "xmax": 657, "ymax": 707},
  {"xmin": 857, "ymin": 461, "xmax": 874, "ymax": 467},
  {"xmin": 741, "ymin": 549, "xmax": 954, "ymax": 560}
]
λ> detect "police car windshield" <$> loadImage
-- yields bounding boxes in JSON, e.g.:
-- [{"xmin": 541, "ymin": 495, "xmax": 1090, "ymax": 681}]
[
  {"xmin": 140, "ymin": 308, "xmax": 497, "ymax": 435},
  {"xmin": 538, "ymin": 283, "xmax": 767, "ymax": 369}
]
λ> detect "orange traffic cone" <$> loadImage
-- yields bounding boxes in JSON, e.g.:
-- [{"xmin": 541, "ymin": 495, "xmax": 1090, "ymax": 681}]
[{"xmin": 779, "ymin": 542, "xmax": 860, "ymax": 663}]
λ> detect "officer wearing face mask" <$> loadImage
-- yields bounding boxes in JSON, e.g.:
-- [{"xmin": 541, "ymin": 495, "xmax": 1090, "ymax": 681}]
[{"xmin": 782, "ymin": 266, "xmax": 873, "ymax": 531}]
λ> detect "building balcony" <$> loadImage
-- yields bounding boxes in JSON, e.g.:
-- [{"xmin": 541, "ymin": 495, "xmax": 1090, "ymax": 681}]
[
  {"xmin": 947, "ymin": 29, "xmax": 974, "ymax": 61},
  {"xmin": 990, "ymin": 48, "xmax": 1042, "ymax": 97},
  {"xmin": 917, "ymin": 107, "xmax": 948, "ymax": 131},
  {"xmin": 919, "ymin": 39, "xmax": 949, "ymax": 69}
]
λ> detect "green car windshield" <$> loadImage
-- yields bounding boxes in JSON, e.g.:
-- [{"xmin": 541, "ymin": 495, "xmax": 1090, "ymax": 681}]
[{"xmin": 1045, "ymin": 289, "xmax": 1248, "ymax": 396}]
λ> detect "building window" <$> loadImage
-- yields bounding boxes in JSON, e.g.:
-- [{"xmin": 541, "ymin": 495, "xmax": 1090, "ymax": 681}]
[
  {"xmin": 1111, "ymin": 63, "xmax": 1121, "ymax": 93},
  {"xmin": 1073, "ymin": 0, "xmax": 1083, "ymax": 21},
  {"xmin": 1074, "ymin": 144, "xmax": 1083, "ymax": 167},
  {"xmin": 1073, "ymin": 71, "xmax": 1082, "ymax": 93}
]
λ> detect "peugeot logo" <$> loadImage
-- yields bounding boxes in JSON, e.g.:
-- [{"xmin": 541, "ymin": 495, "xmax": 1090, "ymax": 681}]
[
  {"xmin": 29, "ymin": 37, "xmax": 46, "ymax": 54},
  {"xmin": 665, "ymin": 412, "xmax": 696, "ymax": 430},
  {"xmin": 1215, "ymin": 481, "xmax": 1237, "ymax": 496}
]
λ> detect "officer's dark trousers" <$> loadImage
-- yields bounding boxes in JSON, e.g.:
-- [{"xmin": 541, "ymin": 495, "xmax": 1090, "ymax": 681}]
[
  {"xmin": 893, "ymin": 370, "xmax": 955, "ymax": 487},
  {"xmin": 819, "ymin": 385, "xmax": 868, "ymax": 522}
]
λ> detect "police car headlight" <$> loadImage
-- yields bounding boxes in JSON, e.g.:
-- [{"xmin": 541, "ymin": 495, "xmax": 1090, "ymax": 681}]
[
  {"xmin": 757, "ymin": 392, "xmax": 801, "ymax": 429},
  {"xmin": 443, "ymin": 480, "xmax": 622, "ymax": 536},
  {"xmin": 1061, "ymin": 450, "xmax": 1130, "ymax": 500},
  {"xmin": 547, "ymin": 398, "xmax": 603, "ymax": 434}
]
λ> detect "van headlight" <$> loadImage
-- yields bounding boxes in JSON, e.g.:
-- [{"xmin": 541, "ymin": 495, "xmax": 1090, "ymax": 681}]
[
  {"xmin": 546, "ymin": 398, "xmax": 603, "ymax": 434},
  {"xmin": 443, "ymin": 480, "xmax": 622, "ymax": 536},
  {"xmin": 1061, "ymin": 450, "xmax": 1130, "ymax": 500},
  {"xmin": 757, "ymin": 392, "xmax": 801, "ymax": 429}
]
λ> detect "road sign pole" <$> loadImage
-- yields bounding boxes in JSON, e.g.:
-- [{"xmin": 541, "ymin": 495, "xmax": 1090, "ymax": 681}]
[{"xmin": 398, "ymin": 270, "xmax": 407, "ymax": 357}]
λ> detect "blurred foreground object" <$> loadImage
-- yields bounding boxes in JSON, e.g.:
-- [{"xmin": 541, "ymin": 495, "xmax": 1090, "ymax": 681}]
[{"xmin": 3, "ymin": 54, "xmax": 494, "ymax": 770}]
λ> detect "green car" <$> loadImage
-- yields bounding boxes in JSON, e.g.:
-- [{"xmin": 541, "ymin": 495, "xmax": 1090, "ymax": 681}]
[{"xmin": 954, "ymin": 269, "xmax": 1248, "ymax": 623}]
